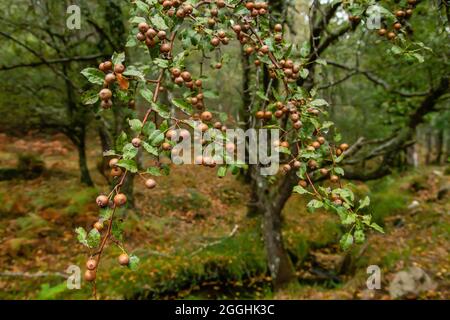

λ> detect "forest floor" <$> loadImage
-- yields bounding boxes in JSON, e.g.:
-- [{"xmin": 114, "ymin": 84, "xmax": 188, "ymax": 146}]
[{"xmin": 0, "ymin": 133, "xmax": 448, "ymax": 300}]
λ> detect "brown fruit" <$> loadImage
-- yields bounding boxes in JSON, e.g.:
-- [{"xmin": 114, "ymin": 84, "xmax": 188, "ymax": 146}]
[
  {"xmin": 132, "ymin": 137, "xmax": 142, "ymax": 148},
  {"xmin": 174, "ymin": 76, "xmax": 184, "ymax": 85},
  {"xmin": 195, "ymin": 79, "xmax": 203, "ymax": 87},
  {"xmin": 312, "ymin": 141, "xmax": 321, "ymax": 149},
  {"xmin": 118, "ymin": 253, "xmax": 130, "ymax": 266},
  {"xmin": 145, "ymin": 179, "xmax": 157, "ymax": 189},
  {"xmin": 283, "ymin": 164, "xmax": 292, "ymax": 173},
  {"xmin": 114, "ymin": 193, "xmax": 127, "ymax": 207},
  {"xmin": 217, "ymin": 0, "xmax": 226, "ymax": 8},
  {"xmin": 260, "ymin": 45, "xmax": 269, "ymax": 54},
  {"xmin": 146, "ymin": 28, "xmax": 157, "ymax": 38},
  {"xmin": 245, "ymin": 46, "xmax": 254, "ymax": 55},
  {"xmin": 339, "ymin": 143, "xmax": 349, "ymax": 151},
  {"xmin": 317, "ymin": 137, "xmax": 326, "ymax": 145},
  {"xmin": 293, "ymin": 161, "xmax": 301, "ymax": 169},
  {"xmin": 137, "ymin": 32, "xmax": 146, "ymax": 41},
  {"xmin": 157, "ymin": 30, "xmax": 167, "ymax": 40},
  {"xmin": 280, "ymin": 141, "xmax": 290, "ymax": 148},
  {"xmin": 103, "ymin": 61, "xmax": 113, "ymax": 71},
  {"xmin": 264, "ymin": 111, "xmax": 273, "ymax": 120},
  {"xmin": 255, "ymin": 111, "xmax": 265, "ymax": 119},
  {"xmin": 232, "ymin": 24, "xmax": 242, "ymax": 33},
  {"xmin": 176, "ymin": 8, "xmax": 186, "ymax": 18},
  {"xmin": 114, "ymin": 64, "xmax": 125, "ymax": 74},
  {"xmin": 211, "ymin": 37, "xmax": 220, "ymax": 47},
  {"xmin": 105, "ymin": 73, "xmax": 116, "ymax": 84},
  {"xmin": 320, "ymin": 168, "xmax": 328, "ymax": 176},
  {"xmin": 198, "ymin": 123, "xmax": 209, "ymax": 132},
  {"xmin": 394, "ymin": 22, "xmax": 402, "ymax": 30},
  {"xmin": 275, "ymin": 110, "xmax": 284, "ymax": 118},
  {"xmin": 160, "ymin": 43, "xmax": 171, "ymax": 53},
  {"xmin": 395, "ymin": 10, "xmax": 406, "ymax": 18},
  {"xmin": 99, "ymin": 88, "xmax": 112, "ymax": 100},
  {"xmin": 93, "ymin": 221, "xmax": 103, "ymax": 232},
  {"xmin": 110, "ymin": 167, "xmax": 123, "ymax": 177},
  {"xmin": 99, "ymin": 62, "xmax": 106, "ymax": 72},
  {"xmin": 138, "ymin": 22, "xmax": 149, "ymax": 33},
  {"xmin": 336, "ymin": 148, "xmax": 343, "ymax": 156},
  {"xmin": 181, "ymin": 71, "xmax": 192, "ymax": 82},
  {"xmin": 293, "ymin": 121, "xmax": 302, "ymax": 130},
  {"xmin": 330, "ymin": 175, "xmax": 339, "ymax": 183},
  {"xmin": 101, "ymin": 99, "xmax": 113, "ymax": 109},
  {"xmin": 96, "ymin": 195, "xmax": 109, "ymax": 208},
  {"xmin": 290, "ymin": 113, "xmax": 299, "ymax": 122},
  {"xmin": 162, "ymin": 142, "xmax": 172, "ymax": 151},
  {"xmin": 378, "ymin": 28, "xmax": 387, "ymax": 36},
  {"xmin": 333, "ymin": 199, "xmax": 343, "ymax": 206},
  {"xmin": 86, "ymin": 259, "xmax": 97, "ymax": 271},
  {"xmin": 245, "ymin": 2, "xmax": 254, "ymax": 10},
  {"xmin": 84, "ymin": 270, "xmax": 96, "ymax": 282},
  {"xmin": 215, "ymin": 63, "xmax": 222, "ymax": 69},
  {"xmin": 274, "ymin": 34, "xmax": 283, "ymax": 42},
  {"xmin": 201, "ymin": 111, "xmax": 213, "ymax": 122},
  {"xmin": 274, "ymin": 24, "xmax": 283, "ymax": 32},
  {"xmin": 213, "ymin": 122, "xmax": 222, "ymax": 129},
  {"xmin": 208, "ymin": 18, "xmax": 216, "ymax": 26},
  {"xmin": 210, "ymin": 8, "xmax": 219, "ymax": 16},
  {"xmin": 308, "ymin": 160, "xmax": 318, "ymax": 169},
  {"xmin": 299, "ymin": 180, "xmax": 308, "ymax": 188}
]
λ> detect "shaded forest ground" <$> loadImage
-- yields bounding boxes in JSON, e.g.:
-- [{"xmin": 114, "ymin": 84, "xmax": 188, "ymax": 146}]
[{"xmin": 0, "ymin": 133, "xmax": 448, "ymax": 300}]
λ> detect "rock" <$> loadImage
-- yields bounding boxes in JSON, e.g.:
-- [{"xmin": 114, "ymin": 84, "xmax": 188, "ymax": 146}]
[{"xmin": 389, "ymin": 267, "xmax": 437, "ymax": 299}]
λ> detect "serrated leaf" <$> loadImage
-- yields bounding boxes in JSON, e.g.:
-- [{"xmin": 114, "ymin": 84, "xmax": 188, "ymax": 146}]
[
  {"xmin": 293, "ymin": 185, "xmax": 312, "ymax": 195},
  {"xmin": 340, "ymin": 233, "xmax": 353, "ymax": 251},
  {"xmin": 143, "ymin": 141, "xmax": 159, "ymax": 157},
  {"xmin": 370, "ymin": 223, "xmax": 385, "ymax": 234},
  {"xmin": 81, "ymin": 68, "xmax": 104, "ymax": 85},
  {"xmin": 75, "ymin": 227, "xmax": 87, "ymax": 246},
  {"xmin": 87, "ymin": 229, "xmax": 100, "ymax": 248},
  {"xmin": 122, "ymin": 143, "xmax": 138, "ymax": 160},
  {"xmin": 334, "ymin": 167, "xmax": 345, "ymax": 176},
  {"xmin": 142, "ymin": 121, "xmax": 156, "ymax": 137},
  {"xmin": 135, "ymin": 0, "xmax": 149, "ymax": 12},
  {"xmin": 129, "ymin": 119, "xmax": 143, "ymax": 133},
  {"xmin": 123, "ymin": 68, "xmax": 146, "ymax": 81},
  {"xmin": 146, "ymin": 166, "xmax": 162, "ymax": 176},
  {"xmin": 152, "ymin": 103, "xmax": 170, "ymax": 118},
  {"xmin": 141, "ymin": 87, "xmax": 154, "ymax": 103},
  {"xmin": 81, "ymin": 89, "xmax": 99, "ymax": 105},
  {"xmin": 116, "ymin": 132, "xmax": 128, "ymax": 151},
  {"xmin": 358, "ymin": 196, "xmax": 370, "ymax": 210},
  {"xmin": 307, "ymin": 199, "xmax": 323, "ymax": 210},
  {"xmin": 149, "ymin": 130, "xmax": 164, "ymax": 146},
  {"xmin": 112, "ymin": 52, "xmax": 125, "ymax": 65},
  {"xmin": 172, "ymin": 98, "xmax": 193, "ymax": 114},
  {"xmin": 117, "ymin": 159, "xmax": 138, "ymax": 173},
  {"xmin": 151, "ymin": 15, "xmax": 168, "ymax": 30},
  {"xmin": 299, "ymin": 69, "xmax": 309, "ymax": 79},
  {"xmin": 310, "ymin": 99, "xmax": 328, "ymax": 107}
]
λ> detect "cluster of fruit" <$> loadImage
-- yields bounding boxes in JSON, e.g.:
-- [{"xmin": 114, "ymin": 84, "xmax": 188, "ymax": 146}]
[
  {"xmin": 136, "ymin": 21, "xmax": 170, "ymax": 50},
  {"xmin": 245, "ymin": 1, "xmax": 269, "ymax": 17},
  {"xmin": 160, "ymin": 0, "xmax": 194, "ymax": 18},
  {"xmin": 376, "ymin": 0, "xmax": 418, "ymax": 40},
  {"xmin": 97, "ymin": 61, "xmax": 125, "ymax": 109}
]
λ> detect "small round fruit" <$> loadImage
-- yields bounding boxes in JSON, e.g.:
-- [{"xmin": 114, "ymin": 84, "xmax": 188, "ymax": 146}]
[
  {"xmin": 320, "ymin": 168, "xmax": 329, "ymax": 176},
  {"xmin": 378, "ymin": 28, "xmax": 387, "ymax": 36},
  {"xmin": 274, "ymin": 24, "xmax": 283, "ymax": 32},
  {"xmin": 293, "ymin": 161, "xmax": 301, "ymax": 169},
  {"xmin": 330, "ymin": 175, "xmax": 339, "ymax": 183},
  {"xmin": 114, "ymin": 193, "xmax": 127, "ymax": 207},
  {"xmin": 86, "ymin": 259, "xmax": 97, "ymax": 271},
  {"xmin": 280, "ymin": 141, "xmax": 290, "ymax": 148},
  {"xmin": 312, "ymin": 141, "xmax": 321, "ymax": 149},
  {"xmin": 181, "ymin": 71, "xmax": 192, "ymax": 82},
  {"xmin": 84, "ymin": 270, "xmax": 96, "ymax": 282},
  {"xmin": 101, "ymin": 99, "xmax": 113, "ymax": 109},
  {"xmin": 162, "ymin": 142, "xmax": 172, "ymax": 151},
  {"xmin": 103, "ymin": 61, "xmax": 113, "ymax": 71},
  {"xmin": 283, "ymin": 164, "xmax": 291, "ymax": 173},
  {"xmin": 160, "ymin": 43, "xmax": 171, "ymax": 53},
  {"xmin": 96, "ymin": 195, "xmax": 109, "ymax": 208},
  {"xmin": 255, "ymin": 111, "xmax": 265, "ymax": 119},
  {"xmin": 201, "ymin": 111, "xmax": 213, "ymax": 122},
  {"xmin": 114, "ymin": 64, "xmax": 125, "ymax": 74},
  {"xmin": 264, "ymin": 111, "xmax": 273, "ymax": 120},
  {"xmin": 394, "ymin": 22, "xmax": 402, "ymax": 30},
  {"xmin": 299, "ymin": 180, "xmax": 308, "ymax": 188},
  {"xmin": 132, "ymin": 138, "xmax": 142, "ymax": 148},
  {"xmin": 93, "ymin": 221, "xmax": 104, "ymax": 231},
  {"xmin": 145, "ymin": 179, "xmax": 157, "ymax": 189},
  {"xmin": 339, "ymin": 143, "xmax": 349, "ymax": 151},
  {"xmin": 110, "ymin": 167, "xmax": 123, "ymax": 177},
  {"xmin": 138, "ymin": 22, "xmax": 149, "ymax": 33},
  {"xmin": 157, "ymin": 30, "xmax": 167, "ymax": 40},
  {"xmin": 317, "ymin": 137, "xmax": 326, "ymax": 145},
  {"xmin": 387, "ymin": 32, "xmax": 396, "ymax": 40},
  {"xmin": 99, "ymin": 88, "xmax": 112, "ymax": 100},
  {"xmin": 333, "ymin": 199, "xmax": 343, "ymax": 206},
  {"xmin": 118, "ymin": 253, "xmax": 130, "ymax": 266},
  {"xmin": 105, "ymin": 73, "xmax": 116, "ymax": 84}
]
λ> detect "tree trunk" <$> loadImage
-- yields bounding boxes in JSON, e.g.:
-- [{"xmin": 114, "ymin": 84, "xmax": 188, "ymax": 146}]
[
  {"xmin": 251, "ymin": 166, "xmax": 296, "ymax": 290},
  {"xmin": 435, "ymin": 129, "xmax": 444, "ymax": 164},
  {"xmin": 76, "ymin": 132, "xmax": 94, "ymax": 187}
]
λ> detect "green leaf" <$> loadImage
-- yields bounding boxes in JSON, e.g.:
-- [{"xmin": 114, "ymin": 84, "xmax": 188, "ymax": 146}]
[
  {"xmin": 153, "ymin": 58, "xmax": 170, "ymax": 68},
  {"xmin": 81, "ymin": 89, "xmax": 99, "ymax": 105},
  {"xmin": 370, "ymin": 223, "xmax": 385, "ymax": 234},
  {"xmin": 354, "ymin": 230, "xmax": 365, "ymax": 244},
  {"xmin": 116, "ymin": 132, "xmax": 128, "ymax": 151},
  {"xmin": 129, "ymin": 119, "xmax": 143, "ymax": 133},
  {"xmin": 316, "ymin": 59, "xmax": 327, "ymax": 66},
  {"xmin": 358, "ymin": 196, "xmax": 370, "ymax": 210},
  {"xmin": 100, "ymin": 208, "xmax": 113, "ymax": 220},
  {"xmin": 307, "ymin": 199, "xmax": 323, "ymax": 211},
  {"xmin": 122, "ymin": 143, "xmax": 138, "ymax": 160},
  {"xmin": 75, "ymin": 227, "xmax": 87, "ymax": 246},
  {"xmin": 135, "ymin": 0, "xmax": 149, "ymax": 12},
  {"xmin": 142, "ymin": 121, "xmax": 156, "ymax": 137},
  {"xmin": 141, "ymin": 87, "xmax": 154, "ymax": 103},
  {"xmin": 293, "ymin": 185, "xmax": 312, "ymax": 195},
  {"xmin": 146, "ymin": 166, "xmax": 162, "ymax": 176},
  {"xmin": 129, "ymin": 255, "xmax": 140, "ymax": 271},
  {"xmin": 130, "ymin": 16, "xmax": 146, "ymax": 24},
  {"xmin": 340, "ymin": 233, "xmax": 353, "ymax": 251},
  {"xmin": 123, "ymin": 68, "xmax": 146, "ymax": 81},
  {"xmin": 117, "ymin": 159, "xmax": 138, "ymax": 173},
  {"xmin": 299, "ymin": 69, "xmax": 309, "ymax": 79},
  {"xmin": 151, "ymin": 14, "xmax": 168, "ymax": 30},
  {"xmin": 87, "ymin": 229, "xmax": 101, "ymax": 248},
  {"xmin": 112, "ymin": 52, "xmax": 125, "ymax": 65},
  {"xmin": 149, "ymin": 130, "xmax": 164, "ymax": 146},
  {"xmin": 112, "ymin": 220, "xmax": 124, "ymax": 241},
  {"xmin": 143, "ymin": 141, "xmax": 159, "ymax": 157},
  {"xmin": 172, "ymin": 98, "xmax": 193, "ymax": 114},
  {"xmin": 202, "ymin": 90, "xmax": 219, "ymax": 99},
  {"xmin": 217, "ymin": 166, "xmax": 227, "ymax": 177},
  {"xmin": 310, "ymin": 99, "xmax": 329, "ymax": 107},
  {"xmin": 152, "ymin": 103, "xmax": 170, "ymax": 118},
  {"xmin": 334, "ymin": 167, "xmax": 345, "ymax": 176},
  {"xmin": 411, "ymin": 53, "xmax": 424, "ymax": 63},
  {"xmin": 81, "ymin": 68, "xmax": 104, "ymax": 85}
]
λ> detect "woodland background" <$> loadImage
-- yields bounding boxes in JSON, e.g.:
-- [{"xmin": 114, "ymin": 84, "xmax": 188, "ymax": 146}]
[{"xmin": 0, "ymin": 0, "xmax": 449, "ymax": 299}]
